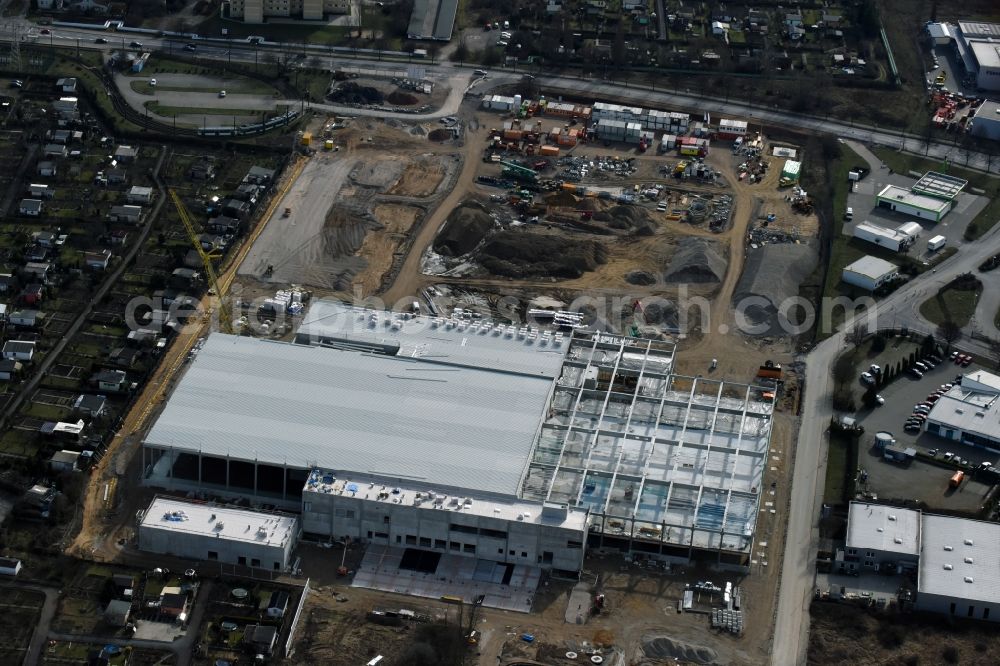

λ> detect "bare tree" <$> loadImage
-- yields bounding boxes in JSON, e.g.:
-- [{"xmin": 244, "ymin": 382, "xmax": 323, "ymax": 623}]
[
  {"xmin": 937, "ymin": 320, "xmax": 962, "ymax": 350},
  {"xmin": 846, "ymin": 322, "xmax": 869, "ymax": 347}
]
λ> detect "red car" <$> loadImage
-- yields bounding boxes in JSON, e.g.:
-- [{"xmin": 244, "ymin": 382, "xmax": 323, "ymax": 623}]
[
  {"xmin": 954, "ymin": 354, "xmax": 966, "ymax": 365},
  {"xmin": 927, "ymin": 395, "xmax": 940, "ymax": 403},
  {"xmin": 961, "ymin": 356, "xmax": 973, "ymax": 367}
]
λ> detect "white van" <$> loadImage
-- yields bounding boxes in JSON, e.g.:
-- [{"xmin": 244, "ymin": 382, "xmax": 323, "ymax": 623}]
[{"xmin": 844, "ymin": 207, "xmax": 854, "ymax": 221}]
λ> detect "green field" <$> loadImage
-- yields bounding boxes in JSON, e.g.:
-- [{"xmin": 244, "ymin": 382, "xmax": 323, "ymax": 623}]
[
  {"xmin": 143, "ymin": 101, "xmax": 285, "ymax": 118},
  {"xmin": 919, "ymin": 283, "xmax": 982, "ymax": 327}
]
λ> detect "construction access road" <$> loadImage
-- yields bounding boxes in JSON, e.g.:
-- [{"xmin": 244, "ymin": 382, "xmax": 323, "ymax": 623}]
[{"xmin": 772, "ymin": 213, "xmax": 1000, "ymax": 666}]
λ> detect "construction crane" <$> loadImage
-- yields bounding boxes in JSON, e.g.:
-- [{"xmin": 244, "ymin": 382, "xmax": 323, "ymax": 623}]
[{"xmin": 168, "ymin": 189, "xmax": 232, "ymax": 333}]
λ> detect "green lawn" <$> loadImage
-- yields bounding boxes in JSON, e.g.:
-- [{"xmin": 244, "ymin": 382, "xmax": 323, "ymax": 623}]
[
  {"xmin": 920, "ymin": 284, "xmax": 982, "ymax": 327},
  {"xmin": 824, "ymin": 431, "xmax": 857, "ymax": 506},
  {"xmin": 822, "ymin": 142, "xmax": 867, "ymax": 302},
  {"xmin": 871, "ymin": 147, "xmax": 1000, "ymax": 241},
  {"xmin": 132, "ymin": 80, "xmax": 280, "ymax": 96},
  {"xmin": 143, "ymin": 101, "xmax": 283, "ymax": 118}
]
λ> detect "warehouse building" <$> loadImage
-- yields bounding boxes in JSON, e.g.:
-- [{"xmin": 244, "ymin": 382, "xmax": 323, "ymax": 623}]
[
  {"xmin": 925, "ymin": 370, "xmax": 1000, "ymax": 448},
  {"xmin": 841, "ymin": 256, "xmax": 900, "ymax": 292},
  {"xmin": 844, "ymin": 502, "xmax": 1000, "ymax": 621},
  {"xmin": 228, "ymin": 0, "xmax": 350, "ymax": 23},
  {"xmin": 142, "ymin": 302, "xmax": 775, "ymax": 579},
  {"xmin": 875, "ymin": 171, "xmax": 966, "ymax": 223},
  {"xmin": 969, "ymin": 99, "xmax": 1000, "ymax": 141},
  {"xmin": 138, "ymin": 496, "xmax": 299, "ymax": 571},
  {"xmin": 926, "ymin": 21, "xmax": 1000, "ymax": 92}
]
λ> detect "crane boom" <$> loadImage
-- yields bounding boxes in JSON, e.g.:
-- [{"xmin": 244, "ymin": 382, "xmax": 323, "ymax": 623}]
[{"xmin": 168, "ymin": 189, "xmax": 232, "ymax": 333}]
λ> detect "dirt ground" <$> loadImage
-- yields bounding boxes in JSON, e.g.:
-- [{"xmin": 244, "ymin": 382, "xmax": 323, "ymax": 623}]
[{"xmin": 809, "ymin": 600, "xmax": 1000, "ymax": 665}]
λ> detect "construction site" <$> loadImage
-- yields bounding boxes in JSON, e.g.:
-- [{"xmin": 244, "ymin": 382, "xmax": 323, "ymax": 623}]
[{"xmin": 67, "ymin": 84, "xmax": 819, "ymax": 666}]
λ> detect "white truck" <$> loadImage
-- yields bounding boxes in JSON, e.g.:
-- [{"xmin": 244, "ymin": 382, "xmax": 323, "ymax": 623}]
[{"xmin": 927, "ymin": 235, "xmax": 946, "ymax": 252}]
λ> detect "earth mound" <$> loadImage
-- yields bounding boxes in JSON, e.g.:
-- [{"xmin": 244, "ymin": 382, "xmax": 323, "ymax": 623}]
[
  {"xmin": 663, "ymin": 238, "xmax": 727, "ymax": 283},
  {"xmin": 479, "ymin": 232, "xmax": 607, "ymax": 278},
  {"xmin": 433, "ymin": 202, "xmax": 494, "ymax": 257}
]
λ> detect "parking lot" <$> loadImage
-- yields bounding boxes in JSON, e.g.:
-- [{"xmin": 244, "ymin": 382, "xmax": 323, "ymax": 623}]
[{"xmin": 852, "ymin": 360, "xmax": 995, "ymax": 511}]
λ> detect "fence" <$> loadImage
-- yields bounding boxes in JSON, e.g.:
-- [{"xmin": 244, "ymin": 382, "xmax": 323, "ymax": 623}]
[{"xmin": 284, "ymin": 577, "xmax": 310, "ymax": 658}]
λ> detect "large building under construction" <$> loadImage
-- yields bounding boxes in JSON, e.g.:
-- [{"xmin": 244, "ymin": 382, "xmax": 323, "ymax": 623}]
[{"xmin": 141, "ymin": 301, "xmax": 775, "ymax": 574}]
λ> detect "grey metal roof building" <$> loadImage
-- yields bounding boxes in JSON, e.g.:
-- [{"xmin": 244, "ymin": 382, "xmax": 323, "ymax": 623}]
[
  {"xmin": 407, "ymin": 0, "xmax": 458, "ymax": 40},
  {"xmin": 917, "ymin": 514, "xmax": 1000, "ymax": 620},
  {"xmin": 143, "ymin": 334, "xmax": 553, "ymax": 497},
  {"xmin": 142, "ymin": 301, "xmax": 777, "ymax": 570}
]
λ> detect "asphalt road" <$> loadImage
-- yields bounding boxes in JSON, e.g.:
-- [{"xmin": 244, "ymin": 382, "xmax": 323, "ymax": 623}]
[
  {"xmin": 0, "ymin": 22, "xmax": 997, "ymax": 174},
  {"xmin": 771, "ymin": 216, "xmax": 1000, "ymax": 666}
]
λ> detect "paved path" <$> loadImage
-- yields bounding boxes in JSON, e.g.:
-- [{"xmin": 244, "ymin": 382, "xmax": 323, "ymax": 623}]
[{"xmin": 771, "ymin": 217, "xmax": 1000, "ymax": 666}]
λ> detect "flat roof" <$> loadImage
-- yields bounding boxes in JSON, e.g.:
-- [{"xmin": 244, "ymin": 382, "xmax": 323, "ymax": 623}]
[
  {"xmin": 304, "ymin": 469, "xmax": 588, "ymax": 532},
  {"xmin": 919, "ymin": 514, "xmax": 1000, "ymax": 604},
  {"xmin": 974, "ymin": 99, "xmax": 1000, "ymax": 123},
  {"xmin": 912, "ymin": 171, "xmax": 968, "ymax": 201},
  {"xmin": 295, "ymin": 300, "xmax": 568, "ymax": 380},
  {"xmin": 843, "ymin": 255, "xmax": 898, "ymax": 280},
  {"xmin": 140, "ymin": 497, "xmax": 297, "ymax": 549},
  {"xmin": 876, "ymin": 184, "xmax": 951, "ymax": 214},
  {"xmin": 969, "ymin": 40, "xmax": 1000, "ymax": 70},
  {"xmin": 959, "ymin": 21, "xmax": 1000, "ymax": 39},
  {"xmin": 854, "ymin": 221, "xmax": 910, "ymax": 244},
  {"xmin": 144, "ymin": 333, "xmax": 555, "ymax": 497},
  {"xmin": 926, "ymin": 374, "xmax": 1000, "ymax": 438},
  {"xmin": 846, "ymin": 502, "xmax": 920, "ymax": 557}
]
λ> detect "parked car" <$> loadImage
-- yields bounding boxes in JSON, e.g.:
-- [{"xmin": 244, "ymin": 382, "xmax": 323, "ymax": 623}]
[
  {"xmin": 929, "ymin": 449, "xmax": 939, "ymax": 457},
  {"xmin": 950, "ymin": 351, "xmax": 960, "ymax": 360},
  {"xmin": 944, "ymin": 452, "xmax": 955, "ymax": 461},
  {"xmin": 870, "ymin": 364, "xmax": 882, "ymax": 374},
  {"xmin": 914, "ymin": 361, "xmax": 929, "ymax": 372},
  {"xmin": 474, "ymin": 69, "xmax": 488, "ymax": 76},
  {"xmin": 904, "ymin": 423, "xmax": 921, "ymax": 432},
  {"xmin": 874, "ymin": 394, "xmax": 885, "ymax": 406},
  {"xmin": 149, "ymin": 78, "xmax": 157, "ymax": 86},
  {"xmin": 961, "ymin": 356, "xmax": 972, "ymax": 367},
  {"xmin": 908, "ymin": 368, "xmax": 924, "ymax": 378},
  {"xmin": 861, "ymin": 371, "xmax": 875, "ymax": 384}
]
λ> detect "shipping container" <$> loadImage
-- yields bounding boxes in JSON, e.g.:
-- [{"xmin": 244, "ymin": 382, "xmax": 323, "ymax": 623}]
[{"xmin": 539, "ymin": 145, "xmax": 560, "ymax": 156}]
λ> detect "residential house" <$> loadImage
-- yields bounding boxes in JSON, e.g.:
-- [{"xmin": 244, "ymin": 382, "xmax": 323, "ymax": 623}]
[
  {"xmin": 55, "ymin": 78, "xmax": 77, "ymax": 93},
  {"xmin": 207, "ymin": 216, "xmax": 241, "ymax": 235},
  {"xmin": 0, "ymin": 359, "xmax": 22, "ymax": 381},
  {"xmin": 712, "ymin": 21, "xmax": 729, "ymax": 35},
  {"xmin": 21, "ymin": 283, "xmax": 43, "ymax": 306},
  {"xmin": 110, "ymin": 230, "xmax": 129, "ymax": 246},
  {"xmin": 40, "ymin": 420, "xmax": 85, "ymax": 442},
  {"xmin": 243, "ymin": 624, "xmax": 277, "ymax": 656},
  {"xmin": 244, "ymin": 165, "xmax": 275, "ymax": 185},
  {"xmin": 126, "ymin": 328, "xmax": 159, "ymax": 346},
  {"xmin": 170, "ymin": 267, "xmax": 199, "ymax": 288},
  {"xmin": 107, "ymin": 169, "xmax": 127, "ymax": 185},
  {"xmin": 90, "ymin": 369, "xmax": 127, "ymax": 392},
  {"xmin": 49, "ymin": 449, "xmax": 81, "ymax": 472},
  {"xmin": 9, "ymin": 309, "xmax": 42, "ymax": 327},
  {"xmin": 19, "ymin": 199, "xmax": 43, "ymax": 217},
  {"xmin": 159, "ymin": 587, "xmax": 188, "ymax": 619},
  {"xmin": 104, "ymin": 599, "xmax": 132, "ymax": 627},
  {"xmin": 2, "ymin": 340, "xmax": 35, "ymax": 362},
  {"xmin": 74, "ymin": 393, "xmax": 107, "ymax": 418},
  {"xmin": 31, "ymin": 231, "xmax": 56, "ymax": 247},
  {"xmin": 37, "ymin": 161, "xmax": 57, "ymax": 177},
  {"xmin": 113, "ymin": 145, "xmax": 138, "ymax": 163},
  {"xmin": 28, "ymin": 184, "xmax": 54, "ymax": 199},
  {"xmin": 108, "ymin": 205, "xmax": 143, "ymax": 224},
  {"xmin": 785, "ymin": 13, "xmax": 803, "ymax": 27},
  {"xmin": 233, "ymin": 183, "xmax": 261, "ymax": 204},
  {"xmin": 23, "ymin": 262, "xmax": 51, "ymax": 283},
  {"xmin": 222, "ymin": 198, "xmax": 250, "ymax": 219},
  {"xmin": 126, "ymin": 186, "xmax": 154, "ymax": 205},
  {"xmin": 21, "ymin": 484, "xmax": 57, "ymax": 517},
  {"xmin": 188, "ymin": 160, "xmax": 217, "ymax": 181},
  {"xmin": 0, "ymin": 557, "xmax": 23, "ymax": 576},
  {"xmin": 111, "ymin": 574, "xmax": 135, "ymax": 596},
  {"xmin": 25, "ymin": 246, "xmax": 49, "ymax": 262},
  {"xmin": 199, "ymin": 234, "xmax": 224, "ymax": 253},
  {"xmin": 43, "ymin": 143, "xmax": 67, "ymax": 158},
  {"xmin": 0, "ymin": 274, "xmax": 17, "ymax": 294},
  {"xmin": 822, "ymin": 12, "xmax": 842, "ymax": 26},
  {"xmin": 109, "ymin": 346, "xmax": 140, "ymax": 368},
  {"xmin": 85, "ymin": 250, "xmax": 112, "ymax": 270},
  {"xmin": 50, "ymin": 129, "xmax": 72, "ymax": 144}
]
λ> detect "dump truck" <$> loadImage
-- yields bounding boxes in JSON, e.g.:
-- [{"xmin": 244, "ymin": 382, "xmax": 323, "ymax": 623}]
[{"xmin": 950, "ymin": 470, "xmax": 965, "ymax": 488}]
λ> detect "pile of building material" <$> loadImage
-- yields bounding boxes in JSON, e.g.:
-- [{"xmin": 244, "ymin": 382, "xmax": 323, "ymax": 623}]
[
  {"xmin": 710, "ymin": 608, "xmax": 744, "ymax": 635},
  {"xmin": 734, "ymin": 242, "xmax": 819, "ymax": 335},
  {"xmin": 663, "ymin": 238, "xmax": 727, "ymax": 283}
]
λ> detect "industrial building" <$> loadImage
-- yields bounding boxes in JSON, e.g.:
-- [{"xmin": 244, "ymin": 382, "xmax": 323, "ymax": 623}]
[
  {"xmin": 841, "ymin": 256, "xmax": 899, "ymax": 292},
  {"xmin": 925, "ymin": 370, "xmax": 1000, "ymax": 449},
  {"xmin": 852, "ymin": 220, "xmax": 921, "ymax": 253},
  {"xmin": 875, "ymin": 171, "xmax": 966, "ymax": 223},
  {"xmin": 138, "ymin": 496, "xmax": 299, "ymax": 571},
  {"xmin": 227, "ymin": 0, "xmax": 349, "ymax": 23},
  {"xmin": 927, "ymin": 21, "xmax": 1000, "ymax": 91},
  {"xmin": 969, "ymin": 99, "xmax": 1000, "ymax": 140},
  {"xmin": 141, "ymin": 301, "xmax": 776, "ymax": 579},
  {"xmin": 843, "ymin": 503, "xmax": 1000, "ymax": 621}
]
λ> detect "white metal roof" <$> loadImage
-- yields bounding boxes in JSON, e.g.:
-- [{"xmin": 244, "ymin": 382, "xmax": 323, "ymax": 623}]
[
  {"xmin": 926, "ymin": 375, "xmax": 1000, "ymax": 438},
  {"xmin": 919, "ymin": 514, "xmax": 1000, "ymax": 603},
  {"xmin": 877, "ymin": 185, "xmax": 951, "ymax": 213},
  {"xmin": 843, "ymin": 255, "xmax": 899, "ymax": 280},
  {"xmin": 144, "ymin": 334, "xmax": 555, "ymax": 497},
  {"xmin": 846, "ymin": 502, "xmax": 920, "ymax": 557},
  {"xmin": 854, "ymin": 221, "xmax": 910, "ymax": 245},
  {"xmin": 140, "ymin": 496, "xmax": 297, "ymax": 549},
  {"xmin": 295, "ymin": 300, "xmax": 568, "ymax": 379}
]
